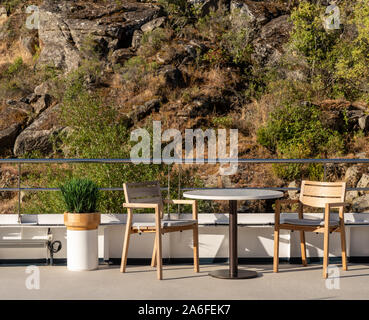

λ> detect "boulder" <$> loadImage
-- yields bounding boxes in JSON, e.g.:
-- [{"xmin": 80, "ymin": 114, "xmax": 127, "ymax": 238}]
[
  {"xmin": 357, "ymin": 174, "xmax": 369, "ymax": 195},
  {"xmin": 345, "ymin": 191, "xmax": 359, "ymax": 204},
  {"xmin": 13, "ymin": 104, "xmax": 63, "ymax": 156},
  {"xmin": 141, "ymin": 17, "xmax": 166, "ymax": 33},
  {"xmin": 38, "ymin": 0, "xmax": 163, "ymax": 72},
  {"xmin": 34, "ymin": 82, "xmax": 52, "ymax": 96},
  {"xmin": 358, "ymin": 115, "xmax": 369, "ymax": 131},
  {"xmin": 344, "ymin": 166, "xmax": 361, "ymax": 188},
  {"xmin": 252, "ymin": 15, "xmax": 292, "ymax": 66},
  {"xmin": 287, "ymin": 181, "xmax": 299, "ymax": 200},
  {"xmin": 129, "ymin": 99, "xmax": 161, "ymax": 122},
  {"xmin": 14, "ymin": 130, "xmax": 55, "ymax": 156},
  {"xmin": 352, "ymin": 194, "xmax": 369, "ymax": 213},
  {"xmin": 33, "ymin": 94, "xmax": 52, "ymax": 115}
]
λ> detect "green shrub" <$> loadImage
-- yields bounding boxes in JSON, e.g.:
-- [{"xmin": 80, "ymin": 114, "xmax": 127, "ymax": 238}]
[
  {"xmin": 2, "ymin": 0, "xmax": 22, "ymax": 14},
  {"xmin": 289, "ymin": 1, "xmax": 338, "ymax": 68},
  {"xmin": 332, "ymin": 0, "xmax": 369, "ymax": 101},
  {"xmin": 60, "ymin": 178, "xmax": 99, "ymax": 213},
  {"xmin": 139, "ymin": 28, "xmax": 172, "ymax": 57},
  {"xmin": 197, "ymin": 8, "xmax": 252, "ymax": 68},
  {"xmin": 119, "ymin": 56, "xmax": 158, "ymax": 92},
  {"xmin": 158, "ymin": 0, "xmax": 196, "ymax": 30},
  {"xmin": 287, "ymin": 0, "xmax": 369, "ymax": 101},
  {"xmin": 211, "ymin": 116, "xmax": 233, "ymax": 128},
  {"xmin": 257, "ymin": 103, "xmax": 345, "ymax": 180},
  {"xmin": 6, "ymin": 57, "xmax": 23, "ymax": 75}
]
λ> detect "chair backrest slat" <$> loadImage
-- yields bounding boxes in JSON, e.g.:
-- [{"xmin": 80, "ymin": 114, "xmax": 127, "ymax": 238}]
[
  {"xmin": 300, "ymin": 180, "xmax": 346, "ymax": 208},
  {"xmin": 124, "ymin": 181, "xmax": 163, "ymax": 205}
]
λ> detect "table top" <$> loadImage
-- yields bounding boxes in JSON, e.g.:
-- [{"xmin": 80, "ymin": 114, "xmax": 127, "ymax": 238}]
[{"xmin": 183, "ymin": 189, "xmax": 284, "ymax": 201}]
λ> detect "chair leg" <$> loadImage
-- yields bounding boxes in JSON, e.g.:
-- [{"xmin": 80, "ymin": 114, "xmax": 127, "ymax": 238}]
[
  {"xmin": 120, "ymin": 227, "xmax": 131, "ymax": 273},
  {"xmin": 156, "ymin": 230, "xmax": 163, "ymax": 280},
  {"xmin": 323, "ymin": 229, "xmax": 330, "ymax": 279},
  {"xmin": 151, "ymin": 234, "xmax": 157, "ymax": 267},
  {"xmin": 193, "ymin": 224, "xmax": 199, "ymax": 273},
  {"xmin": 273, "ymin": 228, "xmax": 280, "ymax": 273},
  {"xmin": 340, "ymin": 225, "xmax": 348, "ymax": 271},
  {"xmin": 300, "ymin": 231, "xmax": 307, "ymax": 266}
]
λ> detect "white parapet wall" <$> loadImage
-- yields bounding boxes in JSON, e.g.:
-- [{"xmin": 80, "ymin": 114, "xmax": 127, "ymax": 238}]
[{"xmin": 1, "ymin": 213, "xmax": 369, "ymax": 261}]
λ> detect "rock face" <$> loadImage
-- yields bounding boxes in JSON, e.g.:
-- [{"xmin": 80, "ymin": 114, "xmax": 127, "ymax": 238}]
[
  {"xmin": 38, "ymin": 0, "xmax": 163, "ymax": 72},
  {"xmin": 13, "ymin": 104, "xmax": 63, "ymax": 156},
  {"xmin": 231, "ymin": 0, "xmax": 289, "ymax": 26},
  {"xmin": 0, "ymin": 91, "xmax": 59, "ymax": 155},
  {"xmin": 252, "ymin": 15, "xmax": 292, "ymax": 66},
  {"xmin": 230, "ymin": 0, "xmax": 291, "ymax": 66},
  {"xmin": 129, "ymin": 99, "xmax": 161, "ymax": 122}
]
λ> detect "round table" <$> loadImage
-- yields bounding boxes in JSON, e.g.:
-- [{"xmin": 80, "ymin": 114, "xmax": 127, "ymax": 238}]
[{"xmin": 183, "ymin": 189, "xmax": 283, "ymax": 279}]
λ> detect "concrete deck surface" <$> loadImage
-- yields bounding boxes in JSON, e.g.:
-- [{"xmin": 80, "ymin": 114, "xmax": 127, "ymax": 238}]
[{"xmin": 1, "ymin": 263, "xmax": 369, "ymax": 300}]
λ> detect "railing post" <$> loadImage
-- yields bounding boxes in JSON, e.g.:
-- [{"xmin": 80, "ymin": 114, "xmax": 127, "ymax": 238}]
[
  {"xmin": 167, "ymin": 164, "xmax": 170, "ymax": 219},
  {"xmin": 17, "ymin": 163, "xmax": 21, "ymax": 224},
  {"xmin": 178, "ymin": 164, "xmax": 181, "ymax": 216}
]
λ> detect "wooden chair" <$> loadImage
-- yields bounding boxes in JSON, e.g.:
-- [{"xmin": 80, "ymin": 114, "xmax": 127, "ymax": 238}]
[
  {"xmin": 273, "ymin": 180, "xmax": 348, "ymax": 278},
  {"xmin": 120, "ymin": 181, "xmax": 199, "ymax": 280}
]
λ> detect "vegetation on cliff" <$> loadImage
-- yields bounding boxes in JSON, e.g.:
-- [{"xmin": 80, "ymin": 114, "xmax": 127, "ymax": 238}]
[{"xmin": 0, "ymin": 0, "xmax": 369, "ymax": 213}]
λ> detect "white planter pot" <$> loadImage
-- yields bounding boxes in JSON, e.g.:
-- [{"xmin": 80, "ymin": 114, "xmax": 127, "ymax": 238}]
[{"xmin": 67, "ymin": 229, "xmax": 98, "ymax": 271}]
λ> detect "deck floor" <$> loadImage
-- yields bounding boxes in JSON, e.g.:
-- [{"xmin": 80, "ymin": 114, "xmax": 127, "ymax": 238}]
[{"xmin": 1, "ymin": 263, "xmax": 369, "ymax": 300}]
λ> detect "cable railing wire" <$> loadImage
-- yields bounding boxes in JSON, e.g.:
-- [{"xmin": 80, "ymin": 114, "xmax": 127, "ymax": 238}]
[{"xmin": 1, "ymin": 158, "xmax": 368, "ymax": 223}]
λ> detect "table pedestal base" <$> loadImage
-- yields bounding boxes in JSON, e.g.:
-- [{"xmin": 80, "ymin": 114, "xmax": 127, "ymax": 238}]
[{"xmin": 209, "ymin": 269, "xmax": 258, "ymax": 279}]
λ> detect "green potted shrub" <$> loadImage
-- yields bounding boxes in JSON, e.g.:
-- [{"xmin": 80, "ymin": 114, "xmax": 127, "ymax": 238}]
[{"xmin": 61, "ymin": 178, "xmax": 101, "ymax": 271}]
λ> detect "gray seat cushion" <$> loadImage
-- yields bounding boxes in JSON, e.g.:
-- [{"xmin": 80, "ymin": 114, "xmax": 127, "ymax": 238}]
[
  {"xmin": 132, "ymin": 219, "xmax": 197, "ymax": 228},
  {"xmin": 280, "ymin": 218, "xmax": 339, "ymax": 226}
]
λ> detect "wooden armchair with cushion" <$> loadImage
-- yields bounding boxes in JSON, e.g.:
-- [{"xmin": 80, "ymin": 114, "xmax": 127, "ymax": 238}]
[
  {"xmin": 273, "ymin": 180, "xmax": 348, "ymax": 278},
  {"xmin": 120, "ymin": 181, "xmax": 199, "ymax": 280}
]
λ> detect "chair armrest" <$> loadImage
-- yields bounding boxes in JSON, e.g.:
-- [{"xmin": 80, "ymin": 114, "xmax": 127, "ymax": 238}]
[
  {"xmin": 123, "ymin": 203, "xmax": 160, "ymax": 209},
  {"xmin": 163, "ymin": 199, "xmax": 196, "ymax": 205},
  {"xmin": 327, "ymin": 202, "xmax": 347, "ymax": 209},
  {"xmin": 327, "ymin": 202, "xmax": 347, "ymax": 222},
  {"xmin": 163, "ymin": 199, "xmax": 198, "ymax": 220}
]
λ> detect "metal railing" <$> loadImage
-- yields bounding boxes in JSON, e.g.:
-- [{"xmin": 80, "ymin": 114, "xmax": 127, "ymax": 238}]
[{"xmin": 1, "ymin": 158, "xmax": 369, "ymax": 223}]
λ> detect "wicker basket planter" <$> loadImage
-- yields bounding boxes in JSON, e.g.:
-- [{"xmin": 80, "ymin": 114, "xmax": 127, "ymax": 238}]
[{"xmin": 64, "ymin": 212, "xmax": 101, "ymax": 231}]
